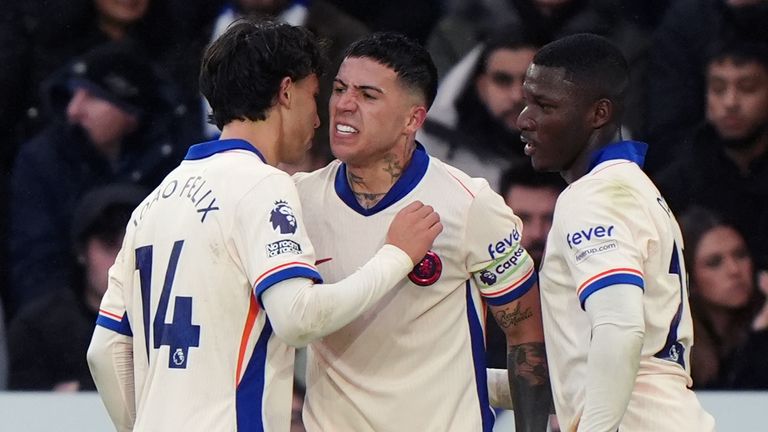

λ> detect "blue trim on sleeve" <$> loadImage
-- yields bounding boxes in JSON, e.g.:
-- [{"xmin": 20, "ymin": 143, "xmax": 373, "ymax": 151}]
[
  {"xmin": 334, "ymin": 142, "xmax": 430, "ymax": 216},
  {"xmin": 185, "ymin": 139, "xmax": 266, "ymax": 163},
  {"xmin": 588, "ymin": 140, "xmax": 648, "ymax": 171},
  {"xmin": 484, "ymin": 271, "xmax": 538, "ymax": 306},
  {"xmin": 579, "ymin": 273, "xmax": 644, "ymax": 310},
  {"xmin": 236, "ymin": 318, "xmax": 272, "ymax": 431},
  {"xmin": 96, "ymin": 313, "xmax": 133, "ymax": 337},
  {"xmin": 254, "ymin": 266, "xmax": 323, "ymax": 305},
  {"xmin": 465, "ymin": 281, "xmax": 495, "ymax": 432}
]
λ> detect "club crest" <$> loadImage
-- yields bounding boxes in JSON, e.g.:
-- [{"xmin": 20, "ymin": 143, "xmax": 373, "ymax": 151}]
[{"xmin": 408, "ymin": 250, "xmax": 442, "ymax": 286}]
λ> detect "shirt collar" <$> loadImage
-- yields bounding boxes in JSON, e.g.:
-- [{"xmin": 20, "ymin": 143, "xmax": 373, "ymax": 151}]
[
  {"xmin": 335, "ymin": 142, "xmax": 430, "ymax": 216},
  {"xmin": 588, "ymin": 140, "xmax": 648, "ymax": 171},
  {"xmin": 184, "ymin": 139, "xmax": 266, "ymax": 163}
]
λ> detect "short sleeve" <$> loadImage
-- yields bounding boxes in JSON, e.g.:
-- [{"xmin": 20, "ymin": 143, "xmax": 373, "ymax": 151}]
[
  {"xmin": 234, "ymin": 173, "xmax": 322, "ymax": 301},
  {"xmin": 96, "ymin": 230, "xmax": 134, "ymax": 337},
  {"xmin": 553, "ymin": 179, "xmax": 647, "ymax": 309},
  {"xmin": 466, "ymin": 185, "xmax": 537, "ymax": 306}
]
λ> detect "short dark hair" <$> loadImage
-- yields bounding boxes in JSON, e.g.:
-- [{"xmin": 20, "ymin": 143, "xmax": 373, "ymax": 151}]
[
  {"xmin": 533, "ymin": 33, "xmax": 629, "ymax": 107},
  {"xmin": 476, "ymin": 29, "xmax": 539, "ymax": 76},
  {"xmin": 199, "ymin": 19, "xmax": 325, "ymax": 129},
  {"xmin": 344, "ymin": 32, "xmax": 438, "ymax": 109},
  {"xmin": 499, "ymin": 159, "xmax": 565, "ymax": 195},
  {"xmin": 707, "ymin": 41, "xmax": 768, "ymax": 72}
]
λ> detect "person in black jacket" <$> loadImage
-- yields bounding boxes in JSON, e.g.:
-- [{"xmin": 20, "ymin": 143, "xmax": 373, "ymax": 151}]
[
  {"xmin": 645, "ymin": 0, "xmax": 768, "ymax": 173},
  {"xmin": 655, "ymin": 41, "xmax": 768, "ymax": 272},
  {"xmin": 7, "ymin": 42, "xmax": 182, "ymax": 316},
  {"xmin": 8, "ymin": 183, "xmax": 144, "ymax": 391}
]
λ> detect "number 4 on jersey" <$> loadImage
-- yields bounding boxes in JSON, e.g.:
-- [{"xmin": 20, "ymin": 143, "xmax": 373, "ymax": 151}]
[{"xmin": 136, "ymin": 240, "xmax": 200, "ymax": 369}]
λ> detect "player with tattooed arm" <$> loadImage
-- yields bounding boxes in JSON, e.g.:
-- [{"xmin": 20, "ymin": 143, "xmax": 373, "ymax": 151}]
[{"xmin": 294, "ymin": 32, "xmax": 552, "ymax": 432}]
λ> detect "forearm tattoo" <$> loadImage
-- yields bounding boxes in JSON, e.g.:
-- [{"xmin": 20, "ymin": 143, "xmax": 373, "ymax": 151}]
[
  {"xmin": 494, "ymin": 303, "xmax": 533, "ymax": 329},
  {"xmin": 509, "ymin": 343, "xmax": 549, "ymax": 387},
  {"xmin": 508, "ymin": 342, "xmax": 553, "ymax": 432}
]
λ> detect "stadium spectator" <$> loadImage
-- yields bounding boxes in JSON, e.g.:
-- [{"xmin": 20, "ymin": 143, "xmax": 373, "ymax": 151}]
[
  {"xmin": 645, "ymin": 0, "xmax": 768, "ymax": 173},
  {"xmin": 655, "ymin": 41, "xmax": 768, "ymax": 271},
  {"xmin": 418, "ymin": 30, "xmax": 538, "ymax": 190},
  {"xmin": 8, "ymin": 42, "xmax": 182, "ymax": 315},
  {"xmin": 679, "ymin": 206, "xmax": 768, "ymax": 389},
  {"xmin": 427, "ymin": 0, "xmax": 650, "ymax": 137},
  {"xmin": 7, "ymin": 184, "xmax": 144, "ymax": 391}
]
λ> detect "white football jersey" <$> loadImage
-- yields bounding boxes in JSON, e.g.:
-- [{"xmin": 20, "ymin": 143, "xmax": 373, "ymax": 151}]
[
  {"xmin": 96, "ymin": 139, "xmax": 322, "ymax": 431},
  {"xmin": 294, "ymin": 144, "xmax": 537, "ymax": 432},
  {"xmin": 539, "ymin": 141, "xmax": 714, "ymax": 431}
]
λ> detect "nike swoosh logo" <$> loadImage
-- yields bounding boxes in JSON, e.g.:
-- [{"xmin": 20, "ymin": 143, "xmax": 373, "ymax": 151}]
[{"xmin": 315, "ymin": 257, "xmax": 333, "ymax": 265}]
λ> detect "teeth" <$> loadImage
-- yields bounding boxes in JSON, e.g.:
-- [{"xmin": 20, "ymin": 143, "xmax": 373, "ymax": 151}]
[{"xmin": 336, "ymin": 124, "xmax": 358, "ymax": 134}]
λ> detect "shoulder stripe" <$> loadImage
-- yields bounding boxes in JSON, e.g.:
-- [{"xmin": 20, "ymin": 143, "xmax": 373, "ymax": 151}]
[
  {"xmin": 577, "ymin": 268, "xmax": 644, "ymax": 309},
  {"xmin": 96, "ymin": 310, "xmax": 133, "ymax": 337},
  {"xmin": 253, "ymin": 262, "xmax": 323, "ymax": 300}
]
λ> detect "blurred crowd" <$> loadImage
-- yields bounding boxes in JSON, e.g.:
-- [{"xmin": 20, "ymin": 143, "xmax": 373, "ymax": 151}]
[{"xmin": 1, "ymin": 0, "xmax": 767, "ymax": 416}]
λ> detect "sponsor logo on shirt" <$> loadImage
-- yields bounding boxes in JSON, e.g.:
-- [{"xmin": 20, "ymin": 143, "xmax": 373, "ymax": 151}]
[
  {"xmin": 487, "ymin": 229, "xmax": 522, "ymax": 259},
  {"xmin": 574, "ymin": 240, "xmax": 618, "ymax": 263},
  {"xmin": 565, "ymin": 224, "xmax": 615, "ymax": 249},
  {"xmin": 270, "ymin": 200, "xmax": 297, "ymax": 234},
  {"xmin": 266, "ymin": 239, "xmax": 303, "ymax": 257},
  {"xmin": 479, "ymin": 246, "xmax": 528, "ymax": 285}
]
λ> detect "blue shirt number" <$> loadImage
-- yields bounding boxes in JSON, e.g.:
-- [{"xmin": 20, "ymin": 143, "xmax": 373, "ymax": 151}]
[{"xmin": 135, "ymin": 240, "xmax": 200, "ymax": 369}]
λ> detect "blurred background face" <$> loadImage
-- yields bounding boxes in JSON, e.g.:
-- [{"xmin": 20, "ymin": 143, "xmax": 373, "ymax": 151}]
[
  {"xmin": 84, "ymin": 235, "xmax": 123, "ymax": 303},
  {"xmin": 706, "ymin": 58, "xmax": 768, "ymax": 141},
  {"xmin": 693, "ymin": 225, "xmax": 754, "ymax": 309},
  {"xmin": 504, "ymin": 185, "xmax": 557, "ymax": 265},
  {"xmin": 66, "ymin": 88, "xmax": 138, "ymax": 150},
  {"xmin": 95, "ymin": 0, "xmax": 150, "ymax": 24},
  {"xmin": 476, "ymin": 47, "xmax": 536, "ymax": 131}
]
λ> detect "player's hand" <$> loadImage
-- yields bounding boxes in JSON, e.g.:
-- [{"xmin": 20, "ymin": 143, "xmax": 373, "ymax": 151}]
[{"xmin": 386, "ymin": 201, "xmax": 443, "ymax": 264}]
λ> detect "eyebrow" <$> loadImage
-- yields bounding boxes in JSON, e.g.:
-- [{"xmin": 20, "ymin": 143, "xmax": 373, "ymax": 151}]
[{"xmin": 334, "ymin": 78, "xmax": 385, "ymax": 94}]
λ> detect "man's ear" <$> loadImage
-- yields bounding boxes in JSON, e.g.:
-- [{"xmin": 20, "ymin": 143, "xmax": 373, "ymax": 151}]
[
  {"xmin": 278, "ymin": 76, "xmax": 293, "ymax": 108},
  {"xmin": 591, "ymin": 98, "xmax": 612, "ymax": 129},
  {"xmin": 404, "ymin": 105, "xmax": 428, "ymax": 135}
]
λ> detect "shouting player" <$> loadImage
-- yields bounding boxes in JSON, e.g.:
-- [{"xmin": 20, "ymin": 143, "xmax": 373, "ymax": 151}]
[
  {"xmin": 294, "ymin": 32, "xmax": 552, "ymax": 432},
  {"xmin": 86, "ymin": 19, "xmax": 442, "ymax": 432}
]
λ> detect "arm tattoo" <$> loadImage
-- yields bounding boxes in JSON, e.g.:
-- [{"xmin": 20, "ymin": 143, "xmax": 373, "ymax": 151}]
[
  {"xmin": 494, "ymin": 303, "xmax": 533, "ymax": 329},
  {"xmin": 508, "ymin": 342, "xmax": 553, "ymax": 432}
]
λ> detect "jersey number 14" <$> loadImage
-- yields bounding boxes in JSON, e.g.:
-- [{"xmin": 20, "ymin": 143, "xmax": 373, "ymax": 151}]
[{"xmin": 136, "ymin": 240, "xmax": 200, "ymax": 369}]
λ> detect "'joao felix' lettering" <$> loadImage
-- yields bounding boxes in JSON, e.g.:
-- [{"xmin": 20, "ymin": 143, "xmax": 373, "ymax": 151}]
[{"xmin": 136, "ymin": 175, "xmax": 220, "ymax": 226}]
